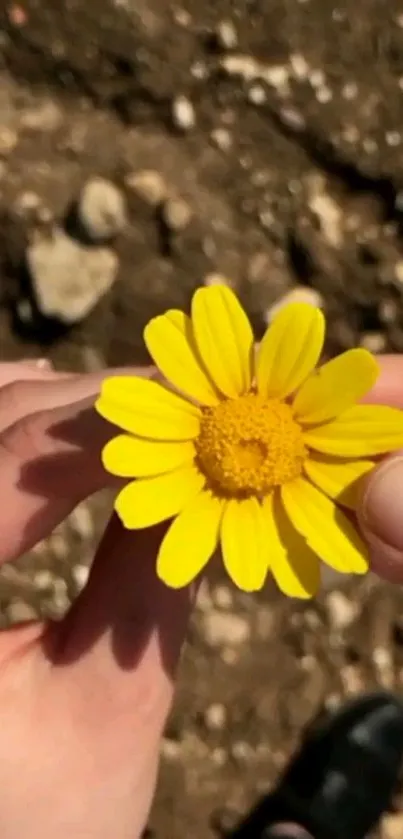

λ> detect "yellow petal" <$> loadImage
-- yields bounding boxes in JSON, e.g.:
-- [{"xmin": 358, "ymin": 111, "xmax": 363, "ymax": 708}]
[
  {"xmin": 256, "ymin": 303, "xmax": 325, "ymax": 398},
  {"xmin": 102, "ymin": 434, "xmax": 195, "ymax": 478},
  {"xmin": 281, "ymin": 477, "xmax": 368, "ymax": 574},
  {"xmin": 191, "ymin": 285, "xmax": 254, "ymax": 398},
  {"xmin": 293, "ymin": 349, "xmax": 380, "ymax": 424},
  {"xmin": 157, "ymin": 491, "xmax": 223, "ymax": 588},
  {"xmin": 96, "ymin": 376, "xmax": 200, "ymax": 441},
  {"xmin": 115, "ymin": 464, "xmax": 205, "ymax": 529},
  {"xmin": 220, "ymin": 497, "xmax": 269, "ymax": 591},
  {"xmin": 304, "ymin": 404, "xmax": 403, "ymax": 457},
  {"xmin": 144, "ymin": 310, "xmax": 220, "ymax": 406},
  {"xmin": 304, "ymin": 454, "xmax": 374, "ymax": 510},
  {"xmin": 263, "ymin": 493, "xmax": 320, "ymax": 599}
]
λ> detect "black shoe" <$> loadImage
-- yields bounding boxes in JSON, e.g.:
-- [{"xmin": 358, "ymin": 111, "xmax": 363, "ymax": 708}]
[{"xmin": 226, "ymin": 691, "xmax": 403, "ymax": 839}]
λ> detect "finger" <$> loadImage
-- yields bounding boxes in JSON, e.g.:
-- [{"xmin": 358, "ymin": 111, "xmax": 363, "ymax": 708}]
[
  {"xmin": 363, "ymin": 355, "xmax": 403, "ymax": 408},
  {"xmin": 0, "ymin": 368, "xmax": 151, "ymax": 564},
  {"xmin": 53, "ymin": 515, "xmax": 195, "ymax": 739},
  {"xmin": 358, "ymin": 453, "xmax": 403, "ymax": 583},
  {"xmin": 356, "ymin": 356, "xmax": 403, "ymax": 581}
]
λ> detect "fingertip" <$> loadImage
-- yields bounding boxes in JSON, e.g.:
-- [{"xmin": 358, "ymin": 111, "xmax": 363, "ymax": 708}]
[{"xmin": 359, "ymin": 453, "xmax": 403, "ymax": 583}]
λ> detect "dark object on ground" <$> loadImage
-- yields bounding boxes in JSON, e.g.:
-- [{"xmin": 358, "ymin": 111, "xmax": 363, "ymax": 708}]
[{"xmin": 227, "ymin": 691, "xmax": 403, "ymax": 839}]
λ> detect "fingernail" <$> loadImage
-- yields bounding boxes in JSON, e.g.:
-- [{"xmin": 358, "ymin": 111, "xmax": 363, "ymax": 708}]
[{"xmin": 362, "ymin": 456, "xmax": 403, "ymax": 549}]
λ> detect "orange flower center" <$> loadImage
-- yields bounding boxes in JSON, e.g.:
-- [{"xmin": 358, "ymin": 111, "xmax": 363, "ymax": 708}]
[{"xmin": 195, "ymin": 393, "xmax": 306, "ymax": 496}]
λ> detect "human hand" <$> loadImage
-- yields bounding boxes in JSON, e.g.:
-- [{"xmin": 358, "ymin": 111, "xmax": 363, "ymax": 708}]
[
  {"xmin": 0, "ymin": 359, "xmax": 194, "ymax": 839},
  {"xmin": 0, "ymin": 354, "xmax": 397, "ymax": 839}
]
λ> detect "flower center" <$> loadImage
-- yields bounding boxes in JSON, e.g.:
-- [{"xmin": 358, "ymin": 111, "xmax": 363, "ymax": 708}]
[{"xmin": 195, "ymin": 393, "xmax": 306, "ymax": 496}]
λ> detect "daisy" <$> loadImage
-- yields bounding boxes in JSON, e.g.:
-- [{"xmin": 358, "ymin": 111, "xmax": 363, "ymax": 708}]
[{"xmin": 96, "ymin": 285, "xmax": 403, "ymax": 598}]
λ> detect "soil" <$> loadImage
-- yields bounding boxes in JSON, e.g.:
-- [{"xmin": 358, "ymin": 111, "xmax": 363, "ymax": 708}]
[{"xmin": 1, "ymin": 0, "xmax": 403, "ymax": 837}]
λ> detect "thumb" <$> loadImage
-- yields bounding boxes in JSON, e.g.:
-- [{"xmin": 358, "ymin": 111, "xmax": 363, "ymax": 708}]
[{"xmin": 359, "ymin": 453, "xmax": 403, "ymax": 583}]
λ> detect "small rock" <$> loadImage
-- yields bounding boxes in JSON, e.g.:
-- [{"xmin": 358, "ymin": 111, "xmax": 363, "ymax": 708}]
[
  {"xmin": 210, "ymin": 127, "xmax": 232, "ymax": 151},
  {"xmin": 161, "ymin": 737, "xmax": 182, "ymax": 760},
  {"xmin": 21, "ymin": 99, "xmax": 63, "ymax": 132},
  {"xmin": 266, "ymin": 287, "xmax": 323, "ymax": 322},
  {"xmin": 212, "ymin": 584, "xmax": 233, "ymax": 610},
  {"xmin": 125, "ymin": 169, "xmax": 167, "ymax": 206},
  {"xmin": 379, "ymin": 298, "xmax": 398, "ymax": 324},
  {"xmin": 7, "ymin": 600, "xmax": 37, "ymax": 624},
  {"xmin": 72, "ymin": 564, "xmax": 90, "ymax": 591},
  {"xmin": 15, "ymin": 298, "xmax": 34, "ymax": 324},
  {"xmin": 248, "ymin": 84, "xmax": 266, "ymax": 105},
  {"xmin": 196, "ymin": 579, "xmax": 213, "ymax": 612},
  {"xmin": 14, "ymin": 190, "xmax": 43, "ymax": 216},
  {"xmin": 0, "ymin": 127, "xmax": 18, "ymax": 156},
  {"xmin": 162, "ymin": 196, "xmax": 192, "ymax": 232},
  {"xmin": 204, "ymin": 272, "xmax": 231, "ymax": 287},
  {"xmin": 78, "ymin": 177, "xmax": 127, "ymax": 242},
  {"xmin": 326, "ymin": 591, "xmax": 358, "ymax": 631},
  {"xmin": 216, "ymin": 19, "xmax": 238, "ymax": 50},
  {"xmin": 202, "ymin": 609, "xmax": 250, "ymax": 647},
  {"xmin": 48, "ymin": 532, "xmax": 69, "ymax": 561},
  {"xmin": 359, "ymin": 331, "xmax": 386, "ymax": 353},
  {"xmin": 34, "ymin": 570, "xmax": 54, "ymax": 591},
  {"xmin": 372, "ymin": 645, "xmax": 393, "ymax": 671},
  {"xmin": 394, "ymin": 260, "xmax": 403, "ymax": 284},
  {"xmin": 211, "ymin": 747, "xmax": 227, "ymax": 765},
  {"xmin": 27, "ymin": 228, "xmax": 118, "ymax": 324},
  {"xmin": 231, "ymin": 740, "xmax": 254, "ymax": 762},
  {"xmin": 204, "ymin": 702, "xmax": 227, "ymax": 731},
  {"xmin": 172, "ymin": 95, "xmax": 196, "ymax": 131},
  {"xmin": 220, "ymin": 646, "xmax": 239, "ymax": 665},
  {"xmin": 69, "ymin": 503, "xmax": 94, "ymax": 540}
]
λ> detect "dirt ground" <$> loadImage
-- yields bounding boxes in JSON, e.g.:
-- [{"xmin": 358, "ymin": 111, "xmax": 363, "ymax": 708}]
[{"xmin": 2, "ymin": 0, "xmax": 403, "ymax": 836}]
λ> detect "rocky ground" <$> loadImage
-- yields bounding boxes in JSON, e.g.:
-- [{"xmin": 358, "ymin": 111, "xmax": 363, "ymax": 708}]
[{"xmin": 1, "ymin": 0, "xmax": 403, "ymax": 836}]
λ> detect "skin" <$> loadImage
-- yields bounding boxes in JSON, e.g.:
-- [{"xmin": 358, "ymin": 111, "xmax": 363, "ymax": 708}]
[{"xmin": 0, "ymin": 356, "xmax": 398, "ymax": 839}]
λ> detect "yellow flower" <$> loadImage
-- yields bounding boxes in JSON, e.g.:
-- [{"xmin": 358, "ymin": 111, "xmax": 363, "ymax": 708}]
[{"xmin": 96, "ymin": 285, "xmax": 403, "ymax": 598}]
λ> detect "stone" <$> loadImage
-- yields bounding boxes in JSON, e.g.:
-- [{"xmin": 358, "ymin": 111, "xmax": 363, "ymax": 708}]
[
  {"xmin": 21, "ymin": 99, "xmax": 63, "ymax": 132},
  {"xmin": 216, "ymin": 20, "xmax": 238, "ymax": 50},
  {"xmin": 202, "ymin": 609, "xmax": 250, "ymax": 647},
  {"xmin": 266, "ymin": 286, "xmax": 323, "ymax": 322},
  {"xmin": 72, "ymin": 564, "xmax": 90, "ymax": 591},
  {"xmin": 212, "ymin": 584, "xmax": 233, "ymax": 610},
  {"xmin": 326, "ymin": 591, "xmax": 358, "ymax": 631},
  {"xmin": 34, "ymin": 570, "xmax": 55, "ymax": 591},
  {"xmin": 125, "ymin": 169, "xmax": 167, "ymax": 206},
  {"xmin": 7, "ymin": 600, "xmax": 38, "ymax": 623},
  {"xmin": 172, "ymin": 95, "xmax": 196, "ymax": 131},
  {"xmin": 162, "ymin": 196, "xmax": 192, "ymax": 232},
  {"xmin": 77, "ymin": 177, "xmax": 127, "ymax": 241},
  {"xmin": 0, "ymin": 127, "xmax": 18, "ymax": 156},
  {"xmin": 27, "ymin": 228, "xmax": 118, "ymax": 324},
  {"xmin": 69, "ymin": 503, "xmax": 94, "ymax": 540},
  {"xmin": 203, "ymin": 703, "xmax": 227, "ymax": 731}
]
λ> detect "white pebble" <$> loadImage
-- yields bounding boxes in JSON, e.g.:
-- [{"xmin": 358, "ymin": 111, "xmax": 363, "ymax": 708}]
[
  {"xmin": 248, "ymin": 84, "xmax": 266, "ymax": 105},
  {"xmin": 216, "ymin": 20, "xmax": 237, "ymax": 50},
  {"xmin": 204, "ymin": 703, "xmax": 227, "ymax": 730},
  {"xmin": 172, "ymin": 95, "xmax": 196, "ymax": 131},
  {"xmin": 72, "ymin": 564, "xmax": 90, "ymax": 590},
  {"xmin": 125, "ymin": 169, "xmax": 167, "ymax": 206},
  {"xmin": 202, "ymin": 610, "xmax": 250, "ymax": 647},
  {"xmin": 78, "ymin": 177, "xmax": 127, "ymax": 242},
  {"xmin": 162, "ymin": 196, "xmax": 192, "ymax": 232},
  {"xmin": 326, "ymin": 591, "xmax": 358, "ymax": 631}
]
